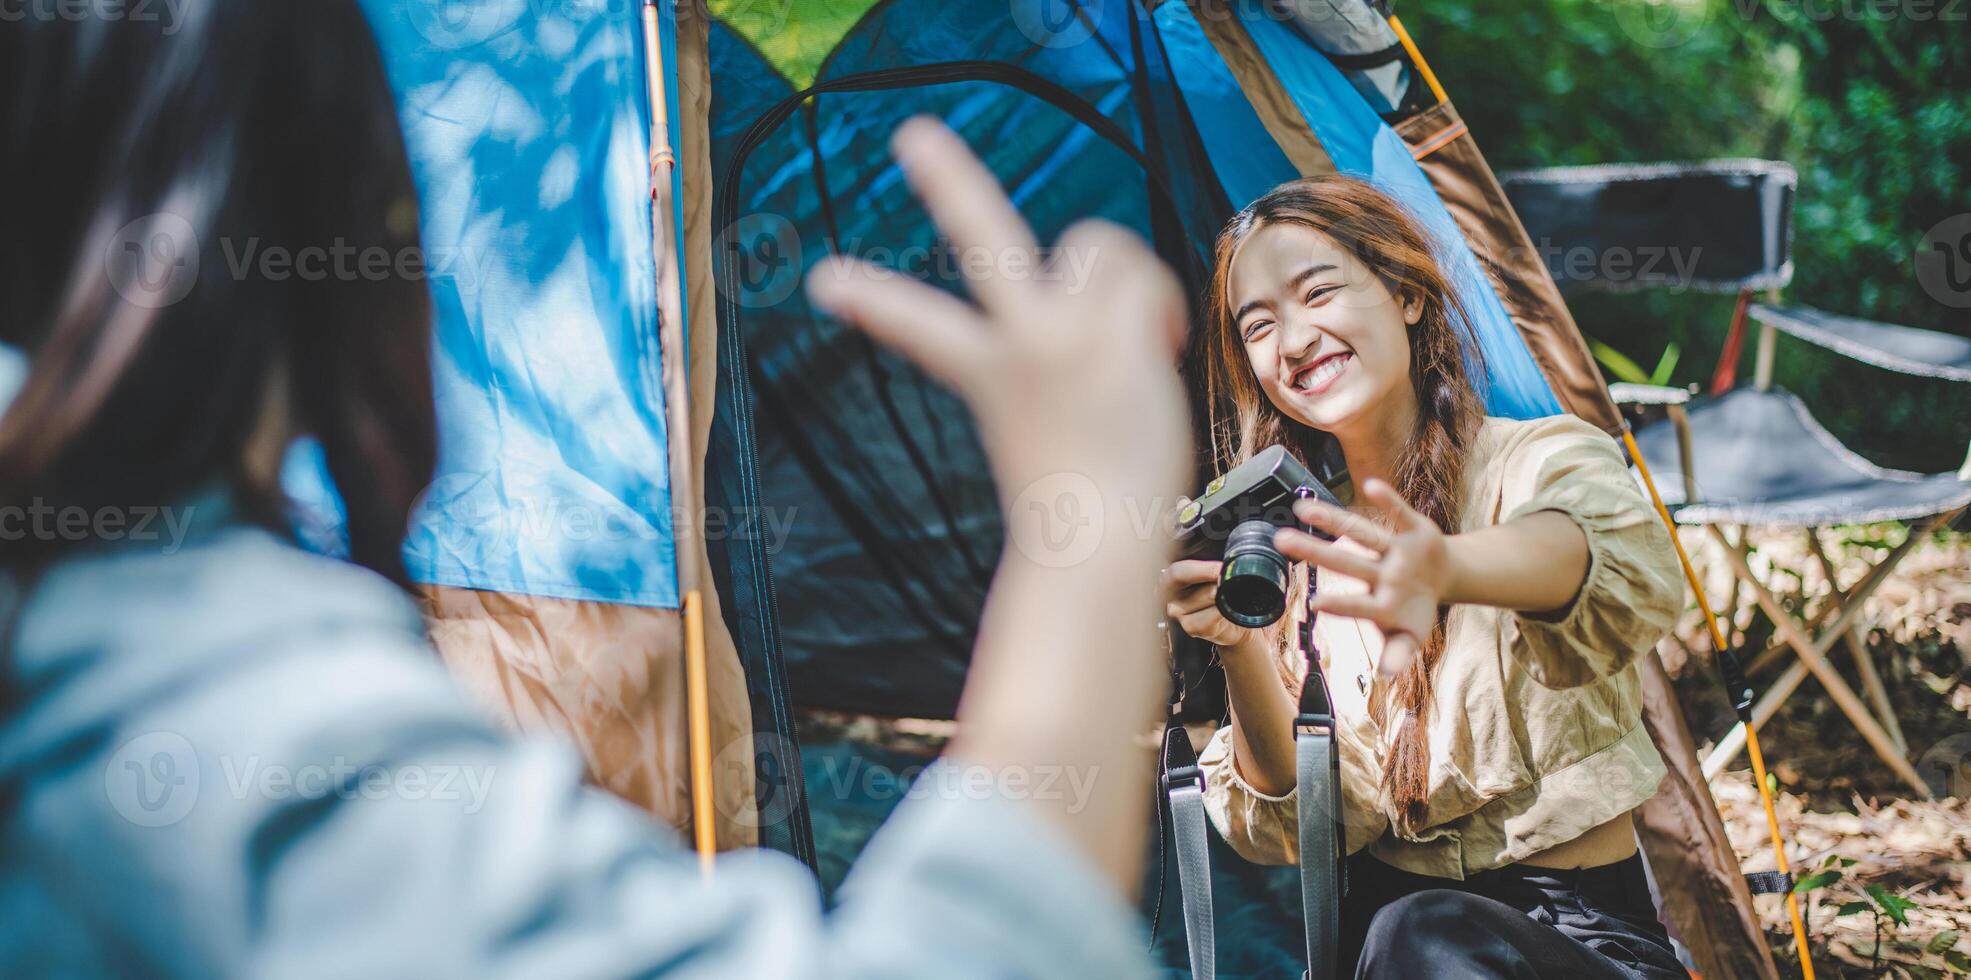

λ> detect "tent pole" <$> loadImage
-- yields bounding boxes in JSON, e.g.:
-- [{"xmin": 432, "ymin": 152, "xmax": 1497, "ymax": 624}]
[
  {"xmin": 1385, "ymin": 16, "xmax": 1448, "ymax": 105},
  {"xmin": 643, "ymin": 0, "xmax": 716, "ymax": 877},
  {"xmin": 1625, "ymin": 425, "xmax": 1814, "ymax": 979}
]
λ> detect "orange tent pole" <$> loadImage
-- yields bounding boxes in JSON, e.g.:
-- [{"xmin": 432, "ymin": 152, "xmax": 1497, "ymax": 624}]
[
  {"xmin": 1626, "ymin": 426, "xmax": 1814, "ymax": 979},
  {"xmin": 642, "ymin": 0, "xmax": 715, "ymax": 878}
]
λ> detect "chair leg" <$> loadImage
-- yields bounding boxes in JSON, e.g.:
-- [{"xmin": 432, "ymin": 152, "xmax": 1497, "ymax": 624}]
[
  {"xmin": 1721, "ymin": 527, "xmax": 1746, "ymax": 650},
  {"xmin": 1707, "ymin": 524, "xmax": 1939, "ymax": 798},
  {"xmin": 1699, "ymin": 528, "xmax": 1919, "ymax": 779},
  {"xmin": 1805, "ymin": 529, "xmax": 1906, "ymax": 755},
  {"xmin": 1742, "ymin": 545, "xmax": 1908, "ymax": 677}
]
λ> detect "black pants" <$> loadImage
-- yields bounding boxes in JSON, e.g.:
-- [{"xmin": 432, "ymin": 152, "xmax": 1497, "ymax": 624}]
[{"xmin": 1344, "ymin": 854, "xmax": 1685, "ymax": 980}]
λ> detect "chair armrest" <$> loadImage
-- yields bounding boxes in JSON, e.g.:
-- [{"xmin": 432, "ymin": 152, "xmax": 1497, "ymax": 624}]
[
  {"xmin": 1609, "ymin": 382, "xmax": 1693, "ymax": 406},
  {"xmin": 1750, "ymin": 304, "xmax": 1971, "ymax": 382}
]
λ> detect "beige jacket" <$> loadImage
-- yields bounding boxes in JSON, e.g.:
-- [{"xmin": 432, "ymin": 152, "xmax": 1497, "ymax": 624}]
[{"xmin": 1199, "ymin": 414, "xmax": 1683, "ymax": 879}]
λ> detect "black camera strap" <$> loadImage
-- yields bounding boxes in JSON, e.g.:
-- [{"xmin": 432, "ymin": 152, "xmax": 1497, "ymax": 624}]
[
  {"xmin": 1160, "ymin": 721, "xmax": 1215, "ymax": 980},
  {"xmin": 1295, "ymin": 606, "xmax": 1343, "ymax": 980}
]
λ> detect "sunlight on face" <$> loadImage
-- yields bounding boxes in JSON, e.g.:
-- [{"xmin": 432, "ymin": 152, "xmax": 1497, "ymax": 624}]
[{"xmin": 1226, "ymin": 221, "xmax": 1418, "ymax": 435}]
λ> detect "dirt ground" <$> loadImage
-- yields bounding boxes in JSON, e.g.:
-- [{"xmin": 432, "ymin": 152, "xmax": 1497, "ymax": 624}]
[{"xmin": 1665, "ymin": 527, "xmax": 1971, "ymax": 979}]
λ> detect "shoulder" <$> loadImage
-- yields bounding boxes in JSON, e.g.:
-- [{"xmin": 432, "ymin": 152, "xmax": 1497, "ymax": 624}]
[
  {"xmin": 1474, "ymin": 414, "xmax": 1624, "ymax": 481},
  {"xmin": 15, "ymin": 524, "xmax": 428, "ymax": 691},
  {"xmin": 1462, "ymin": 415, "xmax": 1636, "ymax": 524},
  {"xmin": 1476, "ymin": 414, "xmax": 1619, "ymax": 461}
]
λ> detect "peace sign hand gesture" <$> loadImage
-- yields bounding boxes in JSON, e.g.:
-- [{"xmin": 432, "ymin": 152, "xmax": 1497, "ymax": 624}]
[{"xmin": 1274, "ymin": 479, "xmax": 1451, "ymax": 678}]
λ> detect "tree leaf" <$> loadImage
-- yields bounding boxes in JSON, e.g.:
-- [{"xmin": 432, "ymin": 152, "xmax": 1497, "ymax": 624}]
[
  {"xmin": 1929, "ymin": 931, "xmax": 1961, "ymax": 954},
  {"xmin": 1836, "ymin": 901, "xmax": 1873, "ymax": 917},
  {"xmin": 1794, "ymin": 870, "xmax": 1843, "ymax": 893},
  {"xmin": 1864, "ymin": 884, "xmax": 1915, "ymax": 925}
]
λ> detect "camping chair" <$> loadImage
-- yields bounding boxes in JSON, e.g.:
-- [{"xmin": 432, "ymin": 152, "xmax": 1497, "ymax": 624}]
[{"xmin": 1504, "ymin": 161, "xmax": 1971, "ymax": 800}]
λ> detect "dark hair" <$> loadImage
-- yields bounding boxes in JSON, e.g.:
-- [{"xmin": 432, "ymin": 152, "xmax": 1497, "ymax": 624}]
[
  {"xmin": 0, "ymin": 1, "xmax": 435, "ymax": 585},
  {"xmin": 1202, "ymin": 175, "xmax": 1486, "ymax": 830}
]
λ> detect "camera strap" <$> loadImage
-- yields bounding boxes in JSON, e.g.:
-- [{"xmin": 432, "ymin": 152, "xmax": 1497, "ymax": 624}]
[
  {"xmin": 1160, "ymin": 722, "xmax": 1215, "ymax": 980},
  {"xmin": 1295, "ymin": 598, "xmax": 1344, "ymax": 980}
]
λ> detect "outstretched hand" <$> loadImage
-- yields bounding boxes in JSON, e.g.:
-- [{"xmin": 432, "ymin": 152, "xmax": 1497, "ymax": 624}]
[{"xmin": 1275, "ymin": 479, "xmax": 1451, "ymax": 677}]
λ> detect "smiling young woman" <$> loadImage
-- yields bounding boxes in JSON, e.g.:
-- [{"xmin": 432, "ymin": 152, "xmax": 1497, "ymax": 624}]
[{"xmin": 1162, "ymin": 176, "xmax": 1690, "ymax": 979}]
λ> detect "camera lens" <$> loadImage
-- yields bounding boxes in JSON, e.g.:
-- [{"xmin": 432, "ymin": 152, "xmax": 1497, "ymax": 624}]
[{"xmin": 1218, "ymin": 518, "xmax": 1289, "ymax": 628}]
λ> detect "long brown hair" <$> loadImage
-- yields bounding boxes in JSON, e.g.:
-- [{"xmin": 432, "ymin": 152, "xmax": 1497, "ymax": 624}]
[{"xmin": 1201, "ymin": 175, "xmax": 1486, "ymax": 829}]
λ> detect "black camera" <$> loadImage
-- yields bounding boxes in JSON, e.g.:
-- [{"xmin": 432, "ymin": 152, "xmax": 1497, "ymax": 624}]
[{"xmin": 1176, "ymin": 446, "xmax": 1341, "ymax": 629}]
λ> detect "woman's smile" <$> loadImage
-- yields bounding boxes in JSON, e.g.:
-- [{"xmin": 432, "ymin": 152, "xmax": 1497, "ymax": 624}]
[{"xmin": 1288, "ymin": 350, "xmax": 1354, "ymax": 396}]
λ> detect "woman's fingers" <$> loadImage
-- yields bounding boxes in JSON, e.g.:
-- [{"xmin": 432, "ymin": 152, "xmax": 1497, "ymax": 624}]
[
  {"xmin": 1274, "ymin": 528, "xmax": 1380, "ymax": 585},
  {"xmin": 1164, "ymin": 559, "xmax": 1222, "ymax": 587},
  {"xmin": 1379, "ymin": 632, "xmax": 1419, "ymax": 678},
  {"xmin": 1361, "ymin": 478, "xmax": 1427, "ymax": 532},
  {"xmin": 1053, "ymin": 217, "xmax": 1187, "ymax": 357},
  {"xmin": 807, "ymin": 257, "xmax": 991, "ymax": 393},
  {"xmin": 1164, "ymin": 583, "xmax": 1218, "ymax": 619},
  {"xmin": 1177, "ymin": 609, "xmax": 1231, "ymax": 643},
  {"xmin": 1308, "ymin": 592, "xmax": 1386, "ymax": 621},
  {"xmin": 1292, "ymin": 497, "xmax": 1390, "ymax": 551},
  {"xmin": 890, "ymin": 117, "xmax": 1039, "ymax": 314}
]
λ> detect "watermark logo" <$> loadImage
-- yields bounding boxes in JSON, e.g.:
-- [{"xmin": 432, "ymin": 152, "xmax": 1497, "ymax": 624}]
[
  {"xmin": 1916, "ymin": 214, "xmax": 1971, "ymax": 309},
  {"xmin": 1007, "ymin": 471, "xmax": 1105, "ymax": 568},
  {"xmin": 409, "ymin": 0, "xmax": 527, "ymax": 49},
  {"xmin": 1012, "ymin": 0, "xmax": 1103, "ymax": 49},
  {"xmin": 105, "ymin": 212, "xmax": 199, "ymax": 309},
  {"xmin": 105, "ymin": 731, "xmax": 200, "ymax": 828},
  {"xmin": 1916, "ymin": 732, "xmax": 1971, "ymax": 798},
  {"xmin": 1611, "ymin": 0, "xmax": 1713, "ymax": 50},
  {"xmin": 715, "ymin": 213, "xmax": 805, "ymax": 309},
  {"xmin": 715, "ymin": 732, "xmax": 802, "ymax": 831}
]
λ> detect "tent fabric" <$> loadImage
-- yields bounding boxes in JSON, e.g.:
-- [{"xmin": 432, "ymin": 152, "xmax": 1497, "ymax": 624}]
[
  {"xmin": 1633, "ymin": 652, "xmax": 1783, "ymax": 980},
  {"xmin": 1395, "ymin": 100, "xmax": 1621, "ymax": 434},
  {"xmin": 1502, "ymin": 160, "xmax": 1796, "ymax": 295},
  {"xmin": 351, "ymin": 1, "xmax": 760, "ymax": 851},
  {"xmin": 674, "ymin": 0, "xmax": 766, "ymax": 853},
  {"xmin": 358, "ymin": 2, "xmax": 680, "ymax": 609},
  {"xmin": 1634, "ymin": 386, "xmax": 1971, "ymax": 527},
  {"xmin": 1751, "ymin": 304, "xmax": 1971, "ymax": 382},
  {"xmin": 416, "ymin": 584, "xmax": 752, "ymax": 846}
]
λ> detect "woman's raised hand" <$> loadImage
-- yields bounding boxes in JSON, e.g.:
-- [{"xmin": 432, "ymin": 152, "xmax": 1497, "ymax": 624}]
[
  {"xmin": 1276, "ymin": 479, "xmax": 1451, "ymax": 677},
  {"xmin": 801, "ymin": 117, "xmax": 1191, "ymax": 890},
  {"xmin": 804, "ymin": 117, "xmax": 1191, "ymax": 509}
]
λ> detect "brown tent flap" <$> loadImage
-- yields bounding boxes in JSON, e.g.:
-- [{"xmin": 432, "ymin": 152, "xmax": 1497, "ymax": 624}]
[
  {"xmin": 1393, "ymin": 101, "xmax": 1623, "ymax": 436},
  {"xmin": 1395, "ymin": 98, "xmax": 1778, "ymax": 980},
  {"xmin": 420, "ymin": 585, "xmax": 755, "ymax": 850}
]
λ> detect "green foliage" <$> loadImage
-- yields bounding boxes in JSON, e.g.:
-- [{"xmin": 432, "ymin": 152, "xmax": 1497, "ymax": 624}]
[
  {"xmin": 1409, "ymin": 0, "xmax": 1971, "ymax": 473},
  {"xmin": 1866, "ymin": 883, "xmax": 1920, "ymax": 925}
]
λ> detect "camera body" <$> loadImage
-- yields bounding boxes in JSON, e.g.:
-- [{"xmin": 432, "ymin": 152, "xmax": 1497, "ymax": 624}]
[{"xmin": 1176, "ymin": 446, "xmax": 1341, "ymax": 629}]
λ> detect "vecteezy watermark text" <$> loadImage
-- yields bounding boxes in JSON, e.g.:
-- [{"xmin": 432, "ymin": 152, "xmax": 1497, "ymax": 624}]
[
  {"xmin": 0, "ymin": 0, "xmax": 187, "ymax": 33},
  {"xmin": 0, "ymin": 500, "xmax": 194, "ymax": 553},
  {"xmin": 104, "ymin": 731, "xmax": 498, "ymax": 828}
]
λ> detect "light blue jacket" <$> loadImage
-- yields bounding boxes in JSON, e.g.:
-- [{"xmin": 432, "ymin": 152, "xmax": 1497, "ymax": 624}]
[{"xmin": 0, "ymin": 490, "xmax": 1152, "ymax": 977}]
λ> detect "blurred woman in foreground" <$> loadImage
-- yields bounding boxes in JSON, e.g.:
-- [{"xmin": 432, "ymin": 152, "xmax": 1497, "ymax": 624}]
[{"xmin": 0, "ymin": 4, "xmax": 1188, "ymax": 975}]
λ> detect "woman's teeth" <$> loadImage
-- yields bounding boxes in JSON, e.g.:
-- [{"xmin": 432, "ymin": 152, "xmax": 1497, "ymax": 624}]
[{"xmin": 1294, "ymin": 354, "xmax": 1350, "ymax": 392}]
